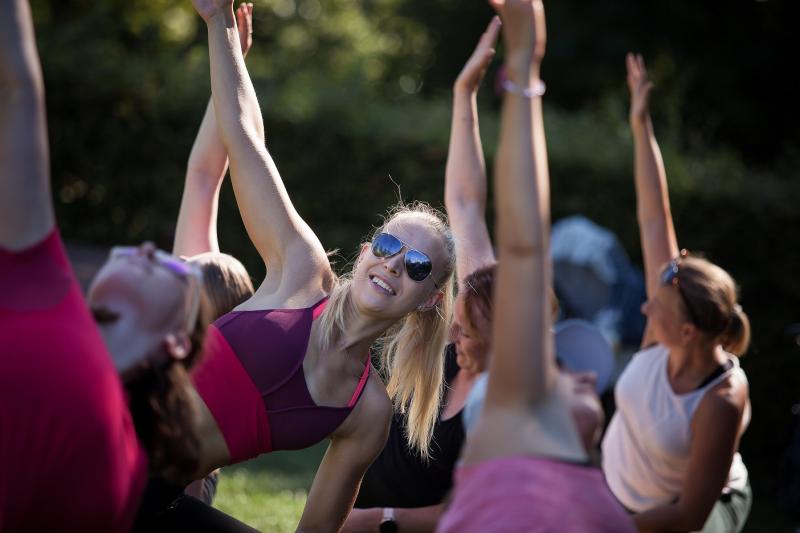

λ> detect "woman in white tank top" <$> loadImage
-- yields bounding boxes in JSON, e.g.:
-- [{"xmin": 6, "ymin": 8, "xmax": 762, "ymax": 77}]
[{"xmin": 600, "ymin": 55, "xmax": 752, "ymax": 532}]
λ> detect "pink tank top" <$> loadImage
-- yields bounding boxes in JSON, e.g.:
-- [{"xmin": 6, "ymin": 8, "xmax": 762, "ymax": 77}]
[
  {"xmin": 192, "ymin": 298, "xmax": 371, "ymax": 464},
  {"xmin": 437, "ymin": 456, "xmax": 635, "ymax": 533},
  {"xmin": 0, "ymin": 230, "xmax": 147, "ymax": 532}
]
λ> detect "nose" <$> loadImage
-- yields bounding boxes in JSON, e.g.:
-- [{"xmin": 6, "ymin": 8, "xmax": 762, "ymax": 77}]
[
  {"xmin": 641, "ymin": 300, "xmax": 651, "ymax": 316},
  {"xmin": 382, "ymin": 251, "xmax": 404, "ymax": 277}
]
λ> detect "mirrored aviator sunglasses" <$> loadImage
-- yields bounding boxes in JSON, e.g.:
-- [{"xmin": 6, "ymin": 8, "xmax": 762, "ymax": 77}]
[
  {"xmin": 659, "ymin": 249, "xmax": 699, "ymax": 325},
  {"xmin": 371, "ymin": 232, "xmax": 435, "ymax": 284}
]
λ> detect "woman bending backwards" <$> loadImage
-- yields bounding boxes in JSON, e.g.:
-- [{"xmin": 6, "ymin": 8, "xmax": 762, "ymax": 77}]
[
  {"xmin": 600, "ymin": 54, "xmax": 752, "ymax": 533},
  {"xmin": 0, "ymin": 1, "xmax": 207, "ymax": 530},
  {"xmin": 186, "ymin": 0, "xmax": 456, "ymax": 530},
  {"xmin": 437, "ymin": 1, "xmax": 634, "ymax": 531}
]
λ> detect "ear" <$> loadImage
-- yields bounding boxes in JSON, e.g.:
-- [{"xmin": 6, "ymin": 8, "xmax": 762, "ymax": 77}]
[
  {"xmin": 164, "ymin": 332, "xmax": 192, "ymax": 361},
  {"xmin": 357, "ymin": 242, "xmax": 370, "ymax": 263},
  {"xmin": 679, "ymin": 322, "xmax": 696, "ymax": 343},
  {"xmin": 417, "ymin": 289, "xmax": 443, "ymax": 312}
]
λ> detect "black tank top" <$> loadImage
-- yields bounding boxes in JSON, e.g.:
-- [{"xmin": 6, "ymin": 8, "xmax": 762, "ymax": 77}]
[{"xmin": 354, "ymin": 344, "xmax": 465, "ymax": 508}]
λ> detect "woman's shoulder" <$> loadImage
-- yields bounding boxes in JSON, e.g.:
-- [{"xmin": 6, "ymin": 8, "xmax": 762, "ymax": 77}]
[{"xmin": 334, "ymin": 371, "xmax": 392, "ymax": 450}]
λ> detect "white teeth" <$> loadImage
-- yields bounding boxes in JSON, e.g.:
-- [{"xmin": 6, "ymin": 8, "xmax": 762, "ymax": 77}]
[{"xmin": 370, "ymin": 276, "xmax": 395, "ymax": 295}]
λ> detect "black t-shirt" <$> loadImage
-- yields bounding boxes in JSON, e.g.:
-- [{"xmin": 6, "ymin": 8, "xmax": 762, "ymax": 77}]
[{"xmin": 354, "ymin": 344, "xmax": 465, "ymax": 508}]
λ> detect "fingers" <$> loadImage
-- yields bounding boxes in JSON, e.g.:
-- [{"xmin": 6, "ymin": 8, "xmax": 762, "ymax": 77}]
[
  {"xmin": 482, "ymin": 15, "xmax": 502, "ymax": 48},
  {"xmin": 236, "ymin": 2, "xmax": 254, "ymax": 55},
  {"xmin": 636, "ymin": 53, "xmax": 647, "ymax": 77},
  {"xmin": 533, "ymin": 0, "xmax": 546, "ymax": 56}
]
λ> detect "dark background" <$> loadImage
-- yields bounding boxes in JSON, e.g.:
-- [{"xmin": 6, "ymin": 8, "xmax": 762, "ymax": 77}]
[{"xmin": 31, "ymin": 0, "xmax": 800, "ymax": 528}]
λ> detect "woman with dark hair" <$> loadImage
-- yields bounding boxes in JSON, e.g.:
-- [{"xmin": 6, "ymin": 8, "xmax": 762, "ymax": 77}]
[
  {"xmin": 0, "ymin": 1, "xmax": 204, "ymax": 530},
  {"xmin": 437, "ymin": 1, "xmax": 634, "ymax": 530},
  {"xmin": 600, "ymin": 54, "xmax": 752, "ymax": 533}
]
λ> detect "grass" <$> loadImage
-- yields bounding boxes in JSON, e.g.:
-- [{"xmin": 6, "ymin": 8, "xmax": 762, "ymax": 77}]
[{"xmin": 213, "ymin": 443, "xmax": 327, "ymax": 532}]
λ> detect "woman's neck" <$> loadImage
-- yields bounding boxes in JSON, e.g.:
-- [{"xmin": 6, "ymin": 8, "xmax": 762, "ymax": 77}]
[
  {"xmin": 335, "ymin": 293, "xmax": 400, "ymax": 362},
  {"xmin": 667, "ymin": 341, "xmax": 727, "ymax": 387}
]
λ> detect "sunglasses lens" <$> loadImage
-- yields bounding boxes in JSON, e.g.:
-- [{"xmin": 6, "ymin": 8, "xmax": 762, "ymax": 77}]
[
  {"xmin": 371, "ymin": 233, "xmax": 403, "ymax": 259},
  {"xmin": 404, "ymin": 249, "xmax": 433, "ymax": 282},
  {"xmin": 154, "ymin": 251, "xmax": 194, "ymax": 278},
  {"xmin": 660, "ymin": 263, "xmax": 678, "ymax": 286}
]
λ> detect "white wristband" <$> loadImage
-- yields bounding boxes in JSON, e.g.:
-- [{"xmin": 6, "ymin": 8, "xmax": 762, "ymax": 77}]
[{"xmin": 501, "ymin": 78, "xmax": 546, "ymax": 98}]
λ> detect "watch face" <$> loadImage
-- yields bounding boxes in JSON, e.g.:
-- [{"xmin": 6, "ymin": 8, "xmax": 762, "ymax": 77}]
[{"xmin": 379, "ymin": 519, "xmax": 398, "ymax": 533}]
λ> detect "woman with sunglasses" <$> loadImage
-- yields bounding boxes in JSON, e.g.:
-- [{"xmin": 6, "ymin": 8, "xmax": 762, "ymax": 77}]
[
  {"xmin": 437, "ymin": 2, "xmax": 633, "ymax": 531},
  {"xmin": 184, "ymin": 0, "xmax": 455, "ymax": 529},
  {"xmin": 600, "ymin": 55, "xmax": 752, "ymax": 532},
  {"xmin": 0, "ymin": 2, "xmax": 208, "ymax": 530}
]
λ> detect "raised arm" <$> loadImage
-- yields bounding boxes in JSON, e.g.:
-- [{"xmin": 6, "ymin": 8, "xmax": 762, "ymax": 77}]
[
  {"xmin": 444, "ymin": 17, "xmax": 501, "ymax": 287},
  {"xmin": 627, "ymin": 54, "xmax": 679, "ymax": 303},
  {"xmin": 0, "ymin": 0, "xmax": 54, "ymax": 250},
  {"xmin": 191, "ymin": 0, "xmax": 328, "ymax": 288},
  {"xmin": 484, "ymin": 0, "xmax": 557, "ymax": 409},
  {"xmin": 174, "ymin": 3, "xmax": 255, "ymax": 257}
]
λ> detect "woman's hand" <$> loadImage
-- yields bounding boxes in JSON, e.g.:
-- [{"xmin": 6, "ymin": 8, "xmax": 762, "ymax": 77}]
[
  {"xmin": 626, "ymin": 52, "xmax": 653, "ymax": 126},
  {"xmin": 191, "ymin": 0, "xmax": 234, "ymax": 23},
  {"xmin": 454, "ymin": 16, "xmax": 501, "ymax": 94},
  {"xmin": 236, "ymin": 3, "xmax": 254, "ymax": 57},
  {"xmin": 489, "ymin": 0, "xmax": 546, "ymax": 76}
]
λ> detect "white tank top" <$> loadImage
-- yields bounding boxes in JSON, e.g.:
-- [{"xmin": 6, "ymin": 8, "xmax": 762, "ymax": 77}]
[{"xmin": 601, "ymin": 344, "xmax": 749, "ymax": 512}]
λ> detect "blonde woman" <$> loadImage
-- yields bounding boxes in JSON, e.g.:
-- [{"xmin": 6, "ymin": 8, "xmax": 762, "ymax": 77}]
[{"xmin": 185, "ymin": 0, "xmax": 456, "ymax": 530}]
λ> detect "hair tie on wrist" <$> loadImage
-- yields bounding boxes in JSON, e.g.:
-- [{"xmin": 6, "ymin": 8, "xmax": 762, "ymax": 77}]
[{"xmin": 501, "ymin": 78, "xmax": 546, "ymax": 98}]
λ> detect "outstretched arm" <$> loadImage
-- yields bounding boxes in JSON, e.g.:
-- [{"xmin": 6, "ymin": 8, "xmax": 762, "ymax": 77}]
[
  {"xmin": 0, "ymin": 0, "xmax": 54, "ymax": 250},
  {"xmin": 444, "ymin": 17, "xmax": 501, "ymax": 287},
  {"xmin": 191, "ymin": 1, "xmax": 328, "ymax": 288},
  {"xmin": 627, "ymin": 54, "xmax": 679, "ymax": 316},
  {"xmin": 174, "ymin": 3, "xmax": 254, "ymax": 257},
  {"xmin": 484, "ymin": 0, "xmax": 557, "ymax": 410}
]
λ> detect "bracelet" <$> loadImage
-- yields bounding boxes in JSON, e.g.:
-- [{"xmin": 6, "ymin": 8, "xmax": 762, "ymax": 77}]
[{"xmin": 501, "ymin": 78, "xmax": 546, "ymax": 98}]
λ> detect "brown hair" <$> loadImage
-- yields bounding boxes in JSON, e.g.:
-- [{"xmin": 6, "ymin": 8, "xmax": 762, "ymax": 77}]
[
  {"xmin": 461, "ymin": 263, "xmax": 559, "ymax": 336},
  {"xmin": 677, "ymin": 256, "xmax": 750, "ymax": 355},
  {"xmin": 189, "ymin": 252, "xmax": 255, "ymax": 326},
  {"xmin": 130, "ymin": 253, "xmax": 254, "ymax": 480}
]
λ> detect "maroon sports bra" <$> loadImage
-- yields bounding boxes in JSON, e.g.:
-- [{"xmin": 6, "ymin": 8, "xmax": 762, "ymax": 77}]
[{"xmin": 192, "ymin": 298, "xmax": 370, "ymax": 464}]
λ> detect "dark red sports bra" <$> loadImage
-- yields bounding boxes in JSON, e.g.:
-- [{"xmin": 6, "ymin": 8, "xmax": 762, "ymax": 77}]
[{"xmin": 192, "ymin": 298, "xmax": 370, "ymax": 464}]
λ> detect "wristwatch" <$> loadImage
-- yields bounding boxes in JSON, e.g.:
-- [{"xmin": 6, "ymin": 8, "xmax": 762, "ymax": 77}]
[{"xmin": 379, "ymin": 507, "xmax": 397, "ymax": 533}]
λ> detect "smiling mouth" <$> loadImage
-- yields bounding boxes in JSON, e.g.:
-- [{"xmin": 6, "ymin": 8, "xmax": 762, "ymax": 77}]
[{"xmin": 369, "ymin": 275, "xmax": 396, "ymax": 295}]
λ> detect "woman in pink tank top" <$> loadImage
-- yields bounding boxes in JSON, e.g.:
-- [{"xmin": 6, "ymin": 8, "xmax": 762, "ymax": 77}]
[
  {"xmin": 437, "ymin": 3, "xmax": 634, "ymax": 532},
  {"xmin": 0, "ymin": 3, "xmax": 214, "ymax": 529},
  {"xmin": 600, "ymin": 53, "xmax": 752, "ymax": 532},
  {"xmin": 183, "ymin": 1, "xmax": 457, "ymax": 529}
]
